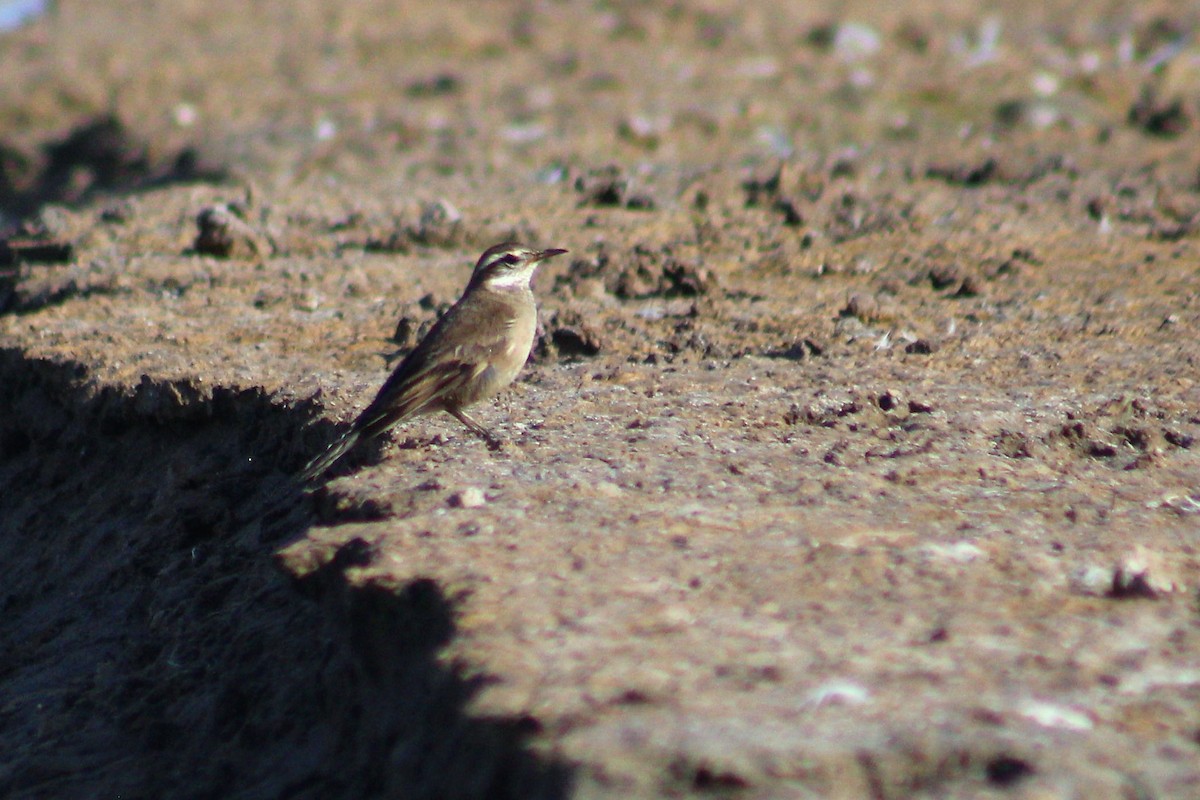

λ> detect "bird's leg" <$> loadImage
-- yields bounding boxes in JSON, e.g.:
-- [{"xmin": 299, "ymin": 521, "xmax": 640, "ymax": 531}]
[{"xmin": 447, "ymin": 407, "xmax": 503, "ymax": 450}]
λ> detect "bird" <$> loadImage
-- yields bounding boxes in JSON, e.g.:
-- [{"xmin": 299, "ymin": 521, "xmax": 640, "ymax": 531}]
[{"xmin": 300, "ymin": 241, "xmax": 567, "ymax": 482}]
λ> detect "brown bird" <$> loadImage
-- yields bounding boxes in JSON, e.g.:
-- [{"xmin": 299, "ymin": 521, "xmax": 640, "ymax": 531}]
[{"xmin": 301, "ymin": 241, "xmax": 567, "ymax": 481}]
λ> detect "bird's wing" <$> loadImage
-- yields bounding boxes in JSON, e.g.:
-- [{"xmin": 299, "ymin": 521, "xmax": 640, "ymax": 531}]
[
  {"xmin": 351, "ymin": 290, "xmax": 522, "ymax": 439},
  {"xmin": 353, "ymin": 356, "xmax": 486, "ymax": 440},
  {"xmin": 299, "ymin": 354, "xmax": 484, "ymax": 482}
]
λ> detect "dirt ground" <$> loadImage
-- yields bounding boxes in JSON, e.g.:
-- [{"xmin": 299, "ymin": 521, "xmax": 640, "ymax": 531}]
[{"xmin": 2, "ymin": 1, "xmax": 1199, "ymax": 798}]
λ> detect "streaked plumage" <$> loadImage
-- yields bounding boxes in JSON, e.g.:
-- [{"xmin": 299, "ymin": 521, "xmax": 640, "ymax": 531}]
[{"xmin": 301, "ymin": 242, "xmax": 566, "ymax": 481}]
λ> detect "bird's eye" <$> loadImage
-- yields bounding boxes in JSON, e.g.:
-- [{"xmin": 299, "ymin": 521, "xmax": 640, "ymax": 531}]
[{"xmin": 498, "ymin": 254, "xmax": 521, "ymax": 266}]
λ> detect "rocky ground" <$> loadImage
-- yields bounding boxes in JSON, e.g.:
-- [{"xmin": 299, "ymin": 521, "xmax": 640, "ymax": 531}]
[{"xmin": 1, "ymin": 1, "xmax": 1199, "ymax": 798}]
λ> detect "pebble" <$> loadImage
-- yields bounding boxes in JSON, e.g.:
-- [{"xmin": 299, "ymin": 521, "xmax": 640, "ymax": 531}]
[
  {"xmin": 834, "ymin": 23, "xmax": 881, "ymax": 62},
  {"xmin": 294, "ymin": 288, "xmax": 322, "ymax": 312},
  {"xmin": 595, "ymin": 481, "xmax": 623, "ymax": 498},
  {"xmin": 449, "ymin": 487, "xmax": 487, "ymax": 509},
  {"xmin": 193, "ymin": 204, "xmax": 266, "ymax": 259},
  {"xmin": 1016, "ymin": 698, "xmax": 1093, "ymax": 731}
]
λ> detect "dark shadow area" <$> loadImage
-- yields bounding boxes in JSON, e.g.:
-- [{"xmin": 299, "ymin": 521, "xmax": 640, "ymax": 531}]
[
  {"xmin": 0, "ymin": 114, "xmax": 227, "ymax": 232},
  {"xmin": 0, "ymin": 348, "xmax": 573, "ymax": 799},
  {"xmin": 0, "ymin": 114, "xmax": 231, "ymax": 314}
]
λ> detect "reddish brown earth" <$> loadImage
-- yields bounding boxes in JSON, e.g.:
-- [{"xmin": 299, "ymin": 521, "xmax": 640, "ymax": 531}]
[{"xmin": 2, "ymin": 2, "xmax": 1199, "ymax": 798}]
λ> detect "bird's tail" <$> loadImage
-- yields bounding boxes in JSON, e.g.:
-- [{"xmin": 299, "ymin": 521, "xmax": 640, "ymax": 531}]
[{"xmin": 299, "ymin": 428, "xmax": 361, "ymax": 482}]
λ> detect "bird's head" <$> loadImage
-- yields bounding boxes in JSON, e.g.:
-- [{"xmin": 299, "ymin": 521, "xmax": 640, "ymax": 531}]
[{"xmin": 470, "ymin": 242, "xmax": 568, "ymax": 290}]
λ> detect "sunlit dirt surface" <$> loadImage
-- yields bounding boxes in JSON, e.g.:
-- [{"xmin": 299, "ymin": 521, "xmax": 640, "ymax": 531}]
[{"xmin": 2, "ymin": 2, "xmax": 1199, "ymax": 797}]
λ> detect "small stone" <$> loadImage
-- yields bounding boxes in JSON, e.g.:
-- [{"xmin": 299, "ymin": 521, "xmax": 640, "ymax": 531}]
[
  {"xmin": 1128, "ymin": 84, "xmax": 1190, "ymax": 137},
  {"xmin": 172, "ymin": 102, "xmax": 199, "ymax": 127},
  {"xmin": 928, "ymin": 262, "xmax": 961, "ymax": 290},
  {"xmin": 1016, "ymin": 699, "xmax": 1093, "ymax": 731},
  {"xmin": 833, "ymin": 23, "xmax": 881, "ymax": 63},
  {"xmin": 391, "ymin": 315, "xmax": 417, "ymax": 347},
  {"xmin": 409, "ymin": 199, "xmax": 462, "ymax": 247},
  {"xmin": 1069, "ymin": 564, "xmax": 1115, "ymax": 596},
  {"xmin": 955, "ymin": 274, "xmax": 981, "ymax": 297},
  {"xmin": 919, "ymin": 541, "xmax": 986, "ymax": 564},
  {"xmin": 905, "ymin": 339, "xmax": 936, "ymax": 355},
  {"xmin": 805, "ymin": 679, "xmax": 870, "ymax": 707},
  {"xmin": 294, "ymin": 288, "xmax": 322, "ymax": 312},
  {"xmin": 617, "ymin": 114, "xmax": 664, "ymax": 149},
  {"xmin": 661, "ymin": 260, "xmax": 712, "ymax": 296},
  {"xmin": 595, "ymin": 481, "xmax": 623, "ymax": 498},
  {"xmin": 193, "ymin": 204, "xmax": 267, "ymax": 259},
  {"xmin": 449, "ymin": 487, "xmax": 487, "ymax": 509},
  {"xmin": 1110, "ymin": 546, "xmax": 1182, "ymax": 597},
  {"xmin": 575, "ymin": 166, "xmax": 627, "ymax": 207},
  {"xmin": 876, "ymin": 389, "xmax": 905, "ymax": 413},
  {"xmin": 99, "ymin": 200, "xmax": 133, "ymax": 224},
  {"xmin": 841, "ymin": 292, "xmax": 880, "ymax": 322}
]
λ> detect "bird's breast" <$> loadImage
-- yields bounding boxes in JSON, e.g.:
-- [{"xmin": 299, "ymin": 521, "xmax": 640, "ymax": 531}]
[
  {"xmin": 495, "ymin": 309, "xmax": 536, "ymax": 380},
  {"xmin": 447, "ymin": 294, "xmax": 537, "ymax": 407}
]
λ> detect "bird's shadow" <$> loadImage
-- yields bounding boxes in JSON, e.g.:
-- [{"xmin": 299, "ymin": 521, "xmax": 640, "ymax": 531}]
[{"xmin": 0, "ymin": 347, "xmax": 574, "ymax": 799}]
